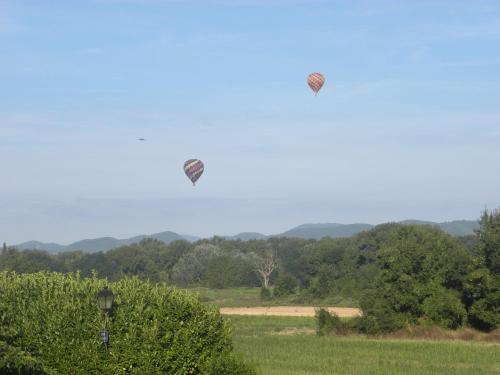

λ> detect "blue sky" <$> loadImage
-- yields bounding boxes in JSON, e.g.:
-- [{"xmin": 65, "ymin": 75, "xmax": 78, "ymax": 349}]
[{"xmin": 1, "ymin": 0, "xmax": 499, "ymax": 244}]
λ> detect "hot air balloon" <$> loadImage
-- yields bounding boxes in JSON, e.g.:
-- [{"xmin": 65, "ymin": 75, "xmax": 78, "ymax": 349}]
[
  {"xmin": 307, "ymin": 72, "xmax": 325, "ymax": 95},
  {"xmin": 184, "ymin": 159, "xmax": 204, "ymax": 186}
]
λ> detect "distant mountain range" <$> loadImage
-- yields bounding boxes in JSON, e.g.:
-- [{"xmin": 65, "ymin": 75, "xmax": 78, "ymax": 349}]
[
  {"xmin": 220, "ymin": 220, "xmax": 478, "ymax": 241},
  {"xmin": 13, "ymin": 220, "xmax": 479, "ymax": 253},
  {"xmin": 15, "ymin": 231, "xmax": 198, "ymax": 253},
  {"xmin": 278, "ymin": 223, "xmax": 374, "ymax": 240}
]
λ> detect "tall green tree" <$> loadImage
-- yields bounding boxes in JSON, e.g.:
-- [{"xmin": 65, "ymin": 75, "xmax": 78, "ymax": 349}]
[
  {"xmin": 463, "ymin": 209, "xmax": 500, "ymax": 331},
  {"xmin": 478, "ymin": 209, "xmax": 500, "ymax": 274},
  {"xmin": 359, "ymin": 225, "xmax": 469, "ymax": 331}
]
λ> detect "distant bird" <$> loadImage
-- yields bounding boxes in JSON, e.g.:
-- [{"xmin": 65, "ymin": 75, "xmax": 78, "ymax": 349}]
[{"xmin": 138, "ymin": 138, "xmax": 146, "ymax": 141}]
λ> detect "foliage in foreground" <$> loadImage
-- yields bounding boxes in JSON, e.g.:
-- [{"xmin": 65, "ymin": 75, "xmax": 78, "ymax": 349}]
[
  {"xmin": 0, "ymin": 271, "xmax": 255, "ymax": 374},
  {"xmin": 0, "ymin": 342, "xmax": 57, "ymax": 375}
]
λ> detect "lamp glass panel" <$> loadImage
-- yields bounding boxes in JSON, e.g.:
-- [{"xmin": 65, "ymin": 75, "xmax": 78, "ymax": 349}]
[
  {"xmin": 98, "ymin": 296, "xmax": 107, "ymax": 310},
  {"xmin": 105, "ymin": 295, "xmax": 113, "ymax": 309}
]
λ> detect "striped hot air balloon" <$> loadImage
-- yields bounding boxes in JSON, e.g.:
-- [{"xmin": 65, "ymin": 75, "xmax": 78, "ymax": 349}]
[
  {"xmin": 184, "ymin": 159, "xmax": 204, "ymax": 186},
  {"xmin": 307, "ymin": 72, "xmax": 325, "ymax": 95}
]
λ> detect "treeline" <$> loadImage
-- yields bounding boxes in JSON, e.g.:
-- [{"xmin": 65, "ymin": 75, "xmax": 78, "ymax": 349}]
[
  {"xmin": 1, "ymin": 209, "xmax": 498, "ymax": 333},
  {"xmin": 0, "ymin": 225, "xmax": 478, "ymax": 300}
]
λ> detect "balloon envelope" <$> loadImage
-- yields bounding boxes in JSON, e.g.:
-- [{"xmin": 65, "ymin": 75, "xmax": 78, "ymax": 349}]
[
  {"xmin": 184, "ymin": 159, "xmax": 204, "ymax": 185},
  {"xmin": 307, "ymin": 72, "xmax": 325, "ymax": 95}
]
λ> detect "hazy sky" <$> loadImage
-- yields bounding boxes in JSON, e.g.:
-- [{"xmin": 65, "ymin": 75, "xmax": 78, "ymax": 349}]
[{"xmin": 1, "ymin": 0, "xmax": 499, "ymax": 244}]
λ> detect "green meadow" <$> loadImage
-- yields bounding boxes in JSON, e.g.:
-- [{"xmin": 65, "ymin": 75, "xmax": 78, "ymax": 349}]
[
  {"xmin": 189, "ymin": 287, "xmax": 357, "ymax": 308},
  {"xmin": 226, "ymin": 315, "xmax": 500, "ymax": 375}
]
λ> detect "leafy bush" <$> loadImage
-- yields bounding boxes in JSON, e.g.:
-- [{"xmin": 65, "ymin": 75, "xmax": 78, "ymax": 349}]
[
  {"xmin": 0, "ymin": 271, "xmax": 253, "ymax": 374},
  {"xmin": 260, "ymin": 286, "xmax": 271, "ymax": 300},
  {"xmin": 358, "ymin": 291, "xmax": 406, "ymax": 334},
  {"xmin": 316, "ymin": 308, "xmax": 340, "ymax": 335},
  {"xmin": 478, "ymin": 209, "xmax": 500, "ymax": 275},
  {"xmin": 315, "ymin": 308, "xmax": 353, "ymax": 336},
  {"xmin": 467, "ymin": 292, "xmax": 500, "ymax": 331},
  {"xmin": 273, "ymin": 273, "xmax": 298, "ymax": 297},
  {"xmin": 308, "ymin": 265, "xmax": 336, "ymax": 299},
  {"xmin": 463, "ymin": 267, "xmax": 500, "ymax": 331},
  {"xmin": 463, "ymin": 209, "xmax": 500, "ymax": 331},
  {"xmin": 203, "ymin": 352, "xmax": 256, "ymax": 375},
  {"xmin": 0, "ymin": 342, "xmax": 57, "ymax": 375},
  {"xmin": 421, "ymin": 288, "xmax": 467, "ymax": 329}
]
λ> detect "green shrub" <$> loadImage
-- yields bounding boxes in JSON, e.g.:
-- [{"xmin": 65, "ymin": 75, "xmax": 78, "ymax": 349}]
[
  {"xmin": 357, "ymin": 312, "xmax": 406, "ymax": 335},
  {"xmin": 468, "ymin": 294, "xmax": 500, "ymax": 332},
  {"xmin": 260, "ymin": 286, "xmax": 272, "ymax": 300},
  {"xmin": 316, "ymin": 308, "xmax": 339, "ymax": 335},
  {"xmin": 309, "ymin": 265, "xmax": 336, "ymax": 299},
  {"xmin": 273, "ymin": 273, "xmax": 298, "ymax": 297},
  {"xmin": 203, "ymin": 352, "xmax": 256, "ymax": 375},
  {"xmin": 0, "ymin": 342, "xmax": 57, "ymax": 375},
  {"xmin": 421, "ymin": 288, "xmax": 467, "ymax": 329},
  {"xmin": 0, "ymin": 271, "xmax": 254, "ymax": 374},
  {"xmin": 463, "ymin": 268, "xmax": 500, "ymax": 331},
  {"xmin": 315, "ymin": 308, "xmax": 352, "ymax": 336},
  {"xmin": 358, "ymin": 292, "xmax": 406, "ymax": 334}
]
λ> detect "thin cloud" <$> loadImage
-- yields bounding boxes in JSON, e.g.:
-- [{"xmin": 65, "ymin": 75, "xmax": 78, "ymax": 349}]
[{"xmin": 94, "ymin": 0, "xmax": 329, "ymax": 5}]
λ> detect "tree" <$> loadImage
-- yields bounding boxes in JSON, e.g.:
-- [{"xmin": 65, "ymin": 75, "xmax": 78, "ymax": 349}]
[
  {"xmin": 359, "ymin": 225, "xmax": 468, "ymax": 332},
  {"xmin": 463, "ymin": 268, "xmax": 500, "ymax": 330},
  {"xmin": 463, "ymin": 208, "xmax": 500, "ymax": 331},
  {"xmin": 273, "ymin": 273, "xmax": 298, "ymax": 297},
  {"xmin": 478, "ymin": 209, "xmax": 500, "ymax": 274},
  {"xmin": 71, "ymin": 251, "xmax": 113, "ymax": 278},
  {"xmin": 164, "ymin": 240, "xmax": 193, "ymax": 267},
  {"xmin": 250, "ymin": 250, "xmax": 278, "ymax": 289},
  {"xmin": 421, "ymin": 286, "xmax": 467, "ymax": 329},
  {"xmin": 0, "ymin": 249, "xmax": 63, "ymax": 274},
  {"xmin": 205, "ymin": 253, "xmax": 258, "ymax": 289},
  {"xmin": 309, "ymin": 264, "xmax": 336, "ymax": 298},
  {"xmin": 170, "ymin": 244, "xmax": 221, "ymax": 286},
  {"xmin": 2, "ymin": 242, "xmax": 6, "ymax": 255}
]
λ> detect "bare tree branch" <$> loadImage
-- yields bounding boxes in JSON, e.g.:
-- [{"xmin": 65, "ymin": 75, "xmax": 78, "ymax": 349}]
[{"xmin": 250, "ymin": 250, "xmax": 278, "ymax": 289}]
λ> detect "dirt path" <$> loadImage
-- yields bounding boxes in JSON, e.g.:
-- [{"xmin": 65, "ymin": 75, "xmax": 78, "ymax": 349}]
[{"xmin": 219, "ymin": 306, "xmax": 361, "ymax": 317}]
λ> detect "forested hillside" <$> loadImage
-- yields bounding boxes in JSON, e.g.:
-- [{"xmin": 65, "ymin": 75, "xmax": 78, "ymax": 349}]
[{"xmin": 12, "ymin": 220, "xmax": 479, "ymax": 252}]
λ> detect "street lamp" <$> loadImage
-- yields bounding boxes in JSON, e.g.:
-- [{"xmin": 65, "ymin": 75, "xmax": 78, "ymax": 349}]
[
  {"xmin": 97, "ymin": 287, "xmax": 114, "ymax": 312},
  {"xmin": 97, "ymin": 287, "xmax": 114, "ymax": 350}
]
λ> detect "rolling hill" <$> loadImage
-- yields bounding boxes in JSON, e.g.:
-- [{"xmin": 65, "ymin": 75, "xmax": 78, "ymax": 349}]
[
  {"xmin": 277, "ymin": 223, "xmax": 374, "ymax": 240},
  {"xmin": 15, "ymin": 231, "xmax": 198, "ymax": 253},
  {"xmin": 13, "ymin": 220, "xmax": 479, "ymax": 252}
]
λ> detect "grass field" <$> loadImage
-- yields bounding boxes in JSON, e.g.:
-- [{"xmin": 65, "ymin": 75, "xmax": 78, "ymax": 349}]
[
  {"xmin": 187, "ymin": 287, "xmax": 357, "ymax": 307},
  {"xmin": 226, "ymin": 315, "xmax": 500, "ymax": 375}
]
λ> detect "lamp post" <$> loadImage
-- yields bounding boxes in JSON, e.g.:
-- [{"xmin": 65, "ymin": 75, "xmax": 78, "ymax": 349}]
[{"xmin": 97, "ymin": 286, "xmax": 114, "ymax": 351}]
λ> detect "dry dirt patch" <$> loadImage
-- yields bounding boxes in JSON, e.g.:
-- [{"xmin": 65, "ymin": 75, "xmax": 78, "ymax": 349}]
[
  {"xmin": 272, "ymin": 327, "xmax": 317, "ymax": 335},
  {"xmin": 219, "ymin": 306, "xmax": 361, "ymax": 317}
]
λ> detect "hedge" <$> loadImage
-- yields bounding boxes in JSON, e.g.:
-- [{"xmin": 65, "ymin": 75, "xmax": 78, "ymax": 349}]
[{"xmin": 0, "ymin": 271, "xmax": 255, "ymax": 374}]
